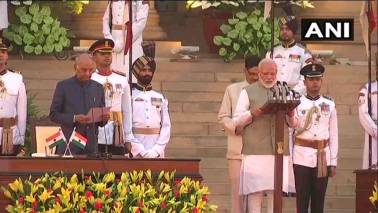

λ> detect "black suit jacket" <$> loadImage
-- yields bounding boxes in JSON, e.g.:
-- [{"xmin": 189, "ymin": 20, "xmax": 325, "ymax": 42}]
[{"xmin": 49, "ymin": 76, "xmax": 106, "ymax": 155}]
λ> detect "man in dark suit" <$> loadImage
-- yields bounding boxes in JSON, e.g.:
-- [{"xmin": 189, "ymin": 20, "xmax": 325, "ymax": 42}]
[{"xmin": 49, "ymin": 54, "xmax": 109, "ymax": 155}]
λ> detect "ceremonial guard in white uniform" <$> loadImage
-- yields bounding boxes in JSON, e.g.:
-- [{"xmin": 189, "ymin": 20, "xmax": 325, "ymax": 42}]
[
  {"xmin": 89, "ymin": 39, "xmax": 132, "ymax": 155},
  {"xmin": 266, "ymin": 16, "xmax": 313, "ymax": 95},
  {"xmin": 358, "ymin": 80, "xmax": 378, "ymax": 169},
  {"xmin": 290, "ymin": 64, "xmax": 338, "ymax": 213},
  {"xmin": 218, "ymin": 56, "xmax": 261, "ymax": 213},
  {"xmin": 0, "ymin": 39, "xmax": 27, "ymax": 155},
  {"xmin": 126, "ymin": 56, "xmax": 171, "ymax": 158},
  {"xmin": 103, "ymin": 0, "xmax": 149, "ymax": 81}
]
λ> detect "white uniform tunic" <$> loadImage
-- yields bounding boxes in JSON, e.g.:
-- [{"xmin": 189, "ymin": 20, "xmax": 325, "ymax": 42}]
[
  {"xmin": 292, "ymin": 95, "xmax": 338, "ymax": 167},
  {"xmin": 266, "ymin": 42, "xmax": 312, "ymax": 94},
  {"xmin": 126, "ymin": 88, "xmax": 171, "ymax": 158},
  {"xmin": 358, "ymin": 81, "xmax": 378, "ymax": 168},
  {"xmin": 233, "ymin": 88, "xmax": 291, "ymax": 194},
  {"xmin": 0, "ymin": 71, "xmax": 27, "ymax": 145},
  {"xmin": 103, "ymin": 1, "xmax": 149, "ymax": 81},
  {"xmin": 91, "ymin": 70, "xmax": 131, "ymax": 145},
  {"xmin": 0, "ymin": 2, "xmax": 8, "ymax": 30}
]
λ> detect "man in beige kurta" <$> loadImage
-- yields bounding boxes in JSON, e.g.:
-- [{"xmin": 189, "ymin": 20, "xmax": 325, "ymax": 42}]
[{"xmin": 218, "ymin": 56, "xmax": 261, "ymax": 213}]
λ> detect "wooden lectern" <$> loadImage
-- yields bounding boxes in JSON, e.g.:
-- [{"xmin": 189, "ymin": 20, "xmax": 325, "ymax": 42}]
[{"xmin": 262, "ymin": 99, "xmax": 300, "ymax": 213}]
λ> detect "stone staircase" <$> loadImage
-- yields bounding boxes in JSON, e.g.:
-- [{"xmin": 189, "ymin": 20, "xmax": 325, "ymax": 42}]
[{"xmin": 8, "ymin": 56, "xmax": 373, "ymax": 212}]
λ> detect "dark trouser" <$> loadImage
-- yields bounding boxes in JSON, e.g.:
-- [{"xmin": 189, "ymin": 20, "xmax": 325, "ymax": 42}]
[
  {"xmin": 98, "ymin": 144, "xmax": 125, "ymax": 155},
  {"xmin": 293, "ymin": 164, "xmax": 329, "ymax": 213}
]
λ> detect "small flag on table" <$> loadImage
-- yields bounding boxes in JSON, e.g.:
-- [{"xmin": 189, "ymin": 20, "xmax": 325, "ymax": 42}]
[
  {"xmin": 70, "ymin": 131, "xmax": 87, "ymax": 150},
  {"xmin": 46, "ymin": 130, "xmax": 66, "ymax": 149}
]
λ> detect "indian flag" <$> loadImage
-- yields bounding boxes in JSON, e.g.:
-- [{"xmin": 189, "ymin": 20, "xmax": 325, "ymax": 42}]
[
  {"xmin": 70, "ymin": 131, "xmax": 87, "ymax": 150},
  {"xmin": 46, "ymin": 130, "xmax": 66, "ymax": 149}
]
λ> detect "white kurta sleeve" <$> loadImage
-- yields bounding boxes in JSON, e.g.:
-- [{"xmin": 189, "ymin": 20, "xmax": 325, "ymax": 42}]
[
  {"xmin": 132, "ymin": 2, "xmax": 149, "ymax": 43},
  {"xmin": 16, "ymin": 82, "xmax": 27, "ymax": 145},
  {"xmin": 102, "ymin": 3, "xmax": 113, "ymax": 40},
  {"xmin": 359, "ymin": 88, "xmax": 378, "ymax": 138},
  {"xmin": 233, "ymin": 89, "xmax": 252, "ymax": 129},
  {"xmin": 218, "ymin": 87, "xmax": 236, "ymax": 135},
  {"xmin": 329, "ymin": 108, "xmax": 338, "ymax": 166},
  {"xmin": 152, "ymin": 98, "xmax": 171, "ymax": 156}
]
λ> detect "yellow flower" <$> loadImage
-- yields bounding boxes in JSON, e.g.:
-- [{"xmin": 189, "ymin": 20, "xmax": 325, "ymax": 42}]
[
  {"xmin": 121, "ymin": 172, "xmax": 129, "ymax": 183},
  {"xmin": 70, "ymin": 174, "xmax": 78, "ymax": 184},
  {"xmin": 53, "ymin": 180, "xmax": 61, "ymax": 191},
  {"xmin": 25, "ymin": 194, "xmax": 36, "ymax": 203},
  {"xmin": 369, "ymin": 181, "xmax": 378, "ymax": 209},
  {"xmin": 8, "ymin": 179, "xmax": 20, "ymax": 193},
  {"xmin": 94, "ymin": 183, "xmax": 107, "ymax": 193},
  {"xmin": 3, "ymin": 190, "xmax": 12, "ymax": 199},
  {"xmin": 39, "ymin": 189, "xmax": 53, "ymax": 203},
  {"xmin": 103, "ymin": 172, "xmax": 115, "ymax": 183}
]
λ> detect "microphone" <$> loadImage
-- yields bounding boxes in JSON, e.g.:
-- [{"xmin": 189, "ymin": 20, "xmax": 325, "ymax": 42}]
[
  {"xmin": 276, "ymin": 81, "xmax": 283, "ymax": 101},
  {"xmin": 282, "ymin": 81, "xmax": 292, "ymax": 100}
]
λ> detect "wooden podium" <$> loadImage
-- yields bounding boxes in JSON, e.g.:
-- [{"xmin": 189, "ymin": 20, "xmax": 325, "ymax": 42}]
[
  {"xmin": 262, "ymin": 99, "xmax": 300, "ymax": 213},
  {"xmin": 354, "ymin": 169, "xmax": 378, "ymax": 212},
  {"xmin": 0, "ymin": 156, "xmax": 201, "ymax": 210}
]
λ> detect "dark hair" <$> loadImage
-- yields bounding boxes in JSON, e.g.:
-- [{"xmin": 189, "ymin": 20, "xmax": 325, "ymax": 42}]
[{"xmin": 245, "ymin": 55, "xmax": 262, "ymax": 69}]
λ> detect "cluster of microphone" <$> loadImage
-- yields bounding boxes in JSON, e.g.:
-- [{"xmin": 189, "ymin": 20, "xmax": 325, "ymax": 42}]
[{"xmin": 268, "ymin": 81, "xmax": 301, "ymax": 103}]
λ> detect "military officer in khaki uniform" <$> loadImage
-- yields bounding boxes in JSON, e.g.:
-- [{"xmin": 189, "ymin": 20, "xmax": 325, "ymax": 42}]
[
  {"xmin": 358, "ymin": 78, "xmax": 377, "ymax": 169},
  {"xmin": 103, "ymin": 0, "xmax": 149, "ymax": 81},
  {"xmin": 290, "ymin": 64, "xmax": 338, "ymax": 213},
  {"xmin": 218, "ymin": 56, "xmax": 261, "ymax": 213},
  {"xmin": 89, "ymin": 39, "xmax": 132, "ymax": 155},
  {"xmin": 0, "ymin": 38, "xmax": 27, "ymax": 155},
  {"xmin": 125, "ymin": 56, "xmax": 171, "ymax": 158}
]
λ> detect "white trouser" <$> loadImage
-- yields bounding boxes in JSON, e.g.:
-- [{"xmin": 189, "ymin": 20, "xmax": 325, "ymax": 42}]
[
  {"xmin": 228, "ymin": 159, "xmax": 244, "ymax": 213},
  {"xmin": 247, "ymin": 191, "xmax": 273, "ymax": 213}
]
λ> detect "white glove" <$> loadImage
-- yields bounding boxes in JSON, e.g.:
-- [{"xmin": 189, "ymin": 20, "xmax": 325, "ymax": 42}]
[{"xmin": 143, "ymin": 150, "xmax": 159, "ymax": 158}]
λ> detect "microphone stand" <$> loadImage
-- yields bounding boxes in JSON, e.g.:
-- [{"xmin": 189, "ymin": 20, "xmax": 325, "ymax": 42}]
[{"xmin": 102, "ymin": 107, "xmax": 112, "ymax": 159}]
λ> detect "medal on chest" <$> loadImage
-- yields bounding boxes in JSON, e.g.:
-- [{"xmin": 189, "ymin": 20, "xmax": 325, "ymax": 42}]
[
  {"xmin": 0, "ymin": 79, "xmax": 6, "ymax": 98},
  {"xmin": 319, "ymin": 102, "xmax": 330, "ymax": 116},
  {"xmin": 103, "ymin": 79, "xmax": 114, "ymax": 99}
]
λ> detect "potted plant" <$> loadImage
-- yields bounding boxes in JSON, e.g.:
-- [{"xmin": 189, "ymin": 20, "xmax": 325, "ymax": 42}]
[
  {"xmin": 2, "ymin": 170, "xmax": 218, "ymax": 212},
  {"xmin": 213, "ymin": 9, "xmax": 280, "ymax": 62}
]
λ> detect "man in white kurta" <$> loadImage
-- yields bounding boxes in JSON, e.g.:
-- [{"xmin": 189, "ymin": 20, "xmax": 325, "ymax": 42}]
[
  {"xmin": 218, "ymin": 56, "xmax": 261, "ymax": 213},
  {"xmin": 358, "ymin": 80, "xmax": 378, "ymax": 169},
  {"xmin": 0, "ymin": 39, "xmax": 27, "ymax": 155},
  {"xmin": 125, "ymin": 56, "xmax": 171, "ymax": 158},
  {"xmin": 290, "ymin": 63, "xmax": 338, "ymax": 213},
  {"xmin": 103, "ymin": 0, "xmax": 149, "ymax": 82},
  {"xmin": 89, "ymin": 39, "xmax": 132, "ymax": 155},
  {"xmin": 233, "ymin": 59, "xmax": 293, "ymax": 213}
]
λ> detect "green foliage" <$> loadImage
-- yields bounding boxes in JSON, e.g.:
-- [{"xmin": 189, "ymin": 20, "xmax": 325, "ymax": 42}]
[
  {"xmin": 214, "ymin": 9, "xmax": 280, "ymax": 62},
  {"xmin": 3, "ymin": 3, "xmax": 71, "ymax": 55}
]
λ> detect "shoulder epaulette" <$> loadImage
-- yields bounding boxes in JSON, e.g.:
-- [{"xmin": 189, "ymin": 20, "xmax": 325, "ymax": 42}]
[
  {"xmin": 112, "ymin": 70, "xmax": 126, "ymax": 77},
  {"xmin": 323, "ymin": 95, "xmax": 334, "ymax": 101},
  {"xmin": 296, "ymin": 43, "xmax": 312, "ymax": 54},
  {"xmin": 7, "ymin": 69, "xmax": 22, "ymax": 75}
]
